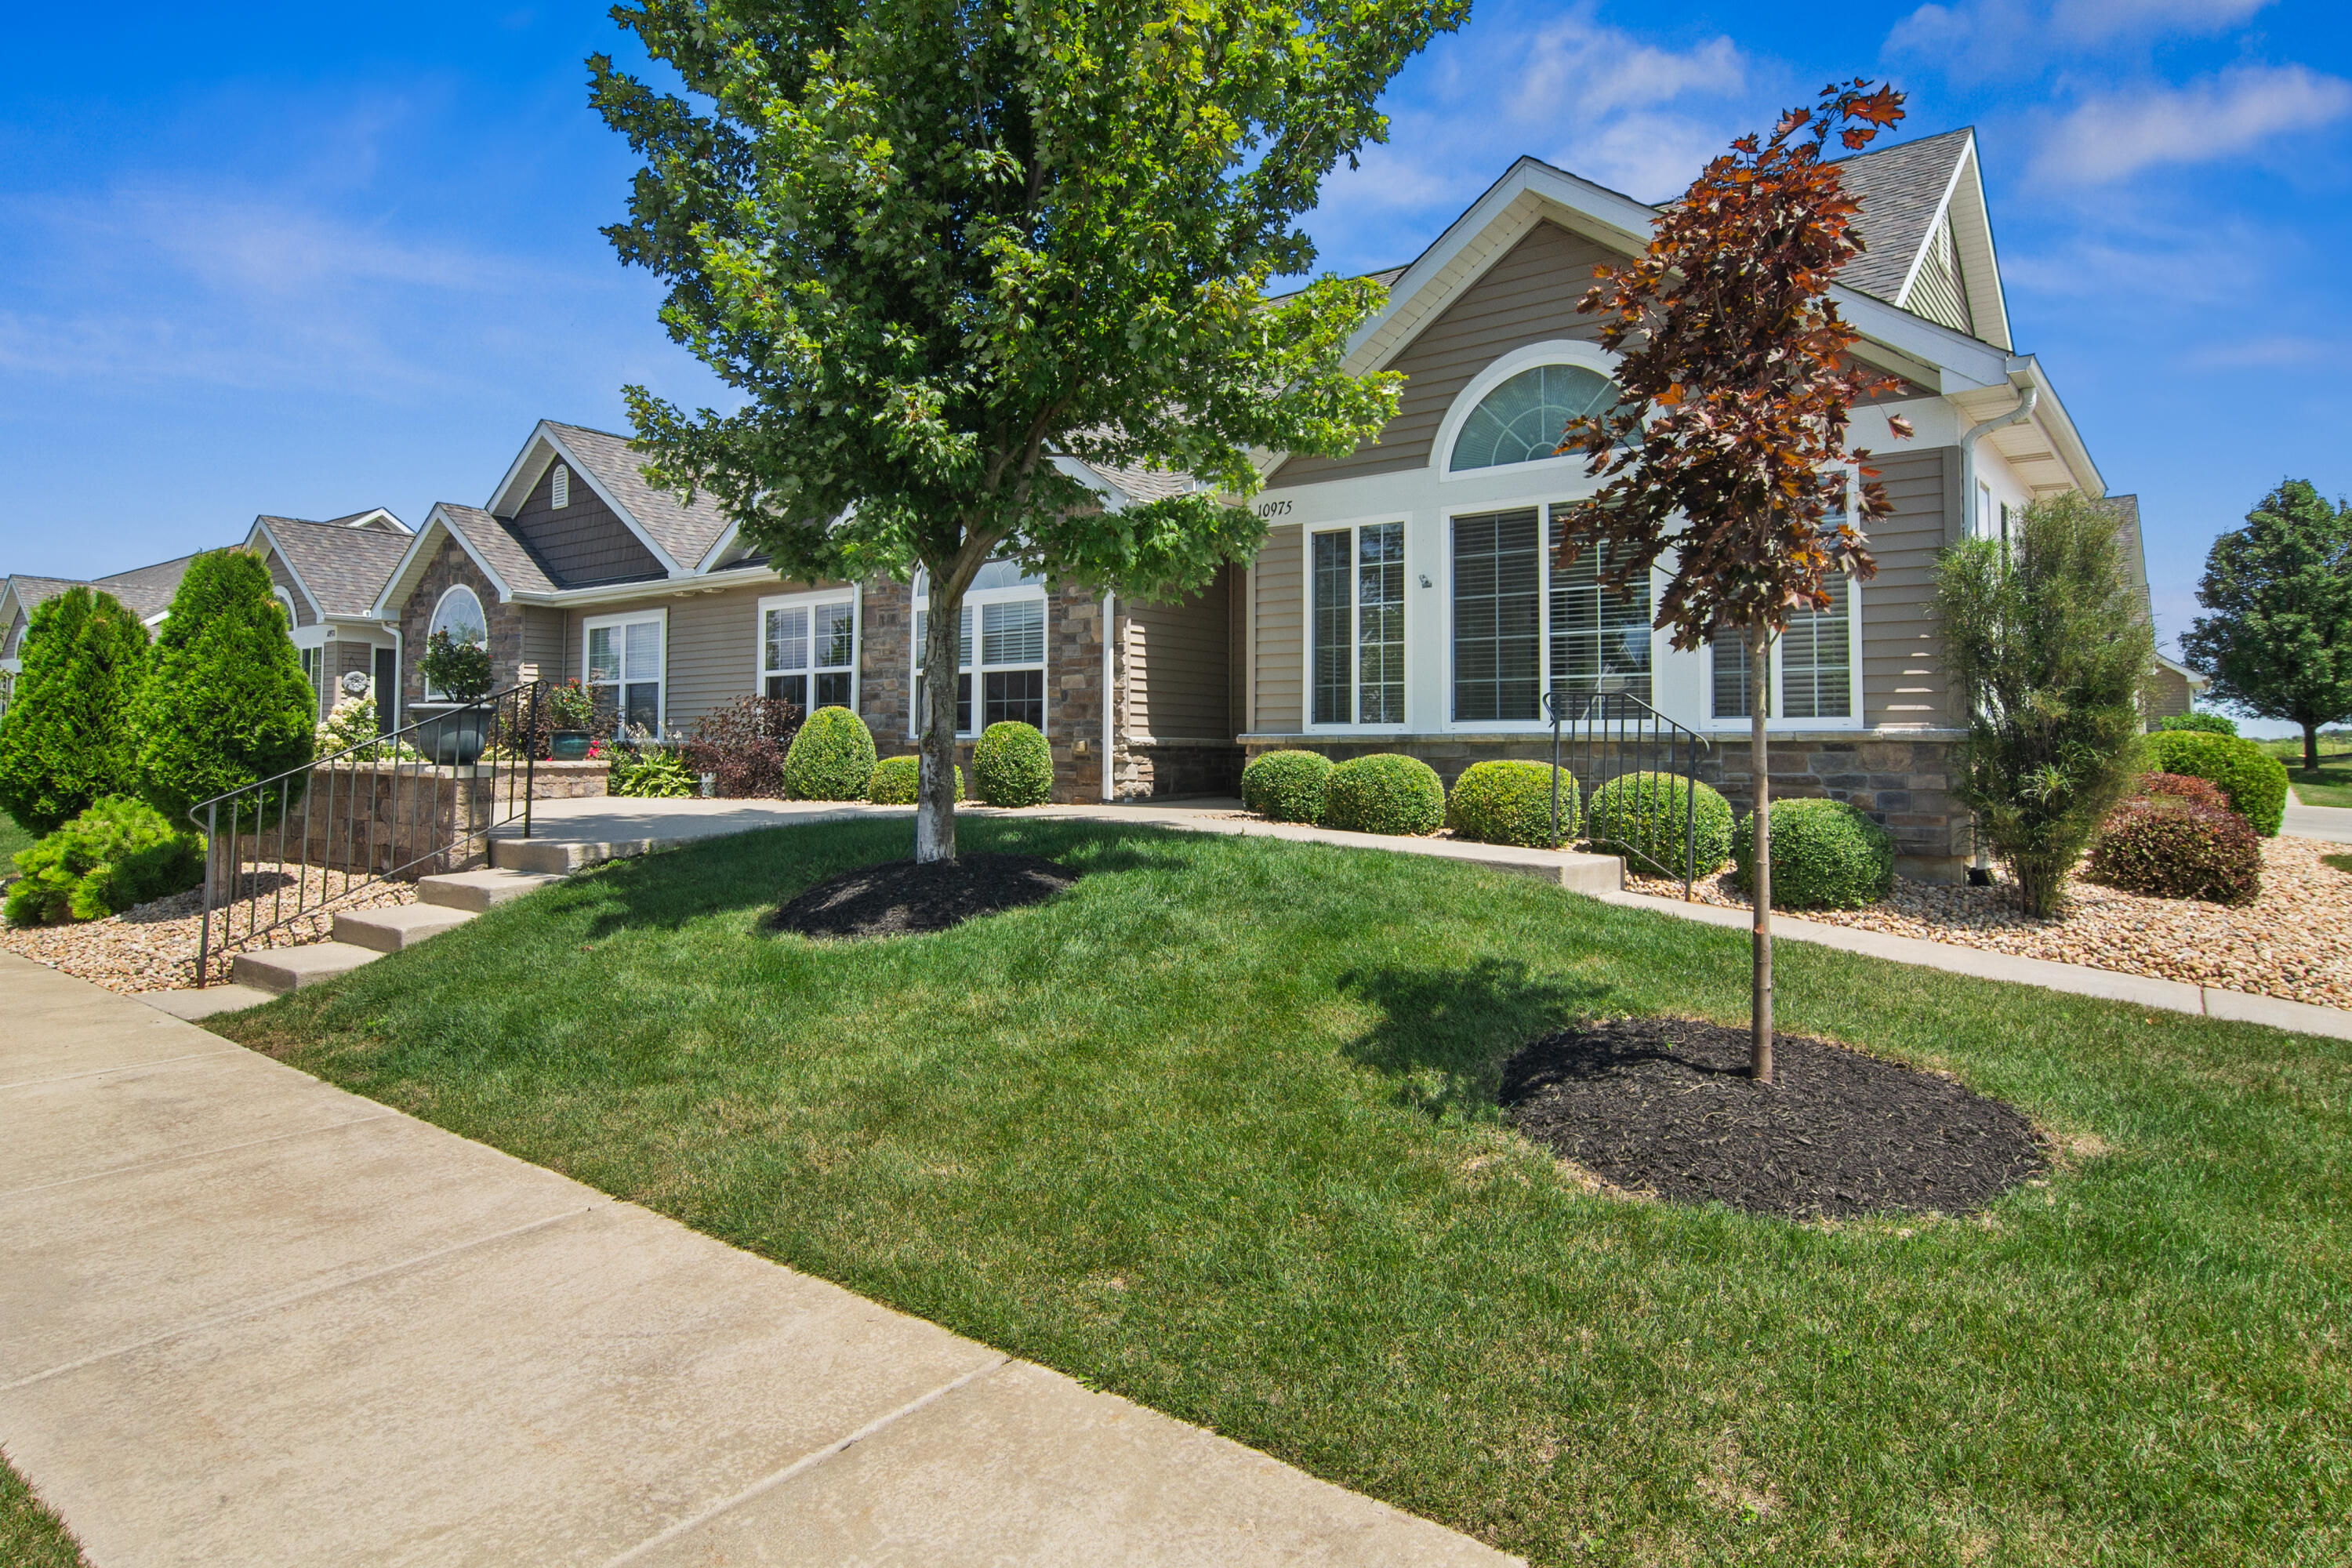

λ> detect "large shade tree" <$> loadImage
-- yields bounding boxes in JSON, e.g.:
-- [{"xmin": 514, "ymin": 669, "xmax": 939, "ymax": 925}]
[
  {"xmin": 1552, "ymin": 81, "xmax": 1912, "ymax": 1083},
  {"xmin": 2180, "ymin": 479, "xmax": 2352, "ymax": 771},
  {"xmin": 591, "ymin": 0, "xmax": 1463, "ymax": 862}
]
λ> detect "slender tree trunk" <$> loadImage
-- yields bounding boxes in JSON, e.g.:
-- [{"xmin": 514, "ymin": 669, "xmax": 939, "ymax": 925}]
[
  {"xmin": 2304, "ymin": 721, "xmax": 2319, "ymax": 774},
  {"xmin": 915, "ymin": 568, "xmax": 964, "ymax": 865},
  {"xmin": 1749, "ymin": 625, "xmax": 1773, "ymax": 1085}
]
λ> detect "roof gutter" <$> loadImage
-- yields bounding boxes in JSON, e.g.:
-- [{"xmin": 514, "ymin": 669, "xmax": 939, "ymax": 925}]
[{"xmin": 1956, "ymin": 370, "xmax": 2038, "ymax": 543}]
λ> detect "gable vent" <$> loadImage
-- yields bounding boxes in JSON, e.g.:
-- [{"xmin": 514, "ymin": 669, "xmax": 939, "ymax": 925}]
[{"xmin": 552, "ymin": 463, "xmax": 571, "ymax": 510}]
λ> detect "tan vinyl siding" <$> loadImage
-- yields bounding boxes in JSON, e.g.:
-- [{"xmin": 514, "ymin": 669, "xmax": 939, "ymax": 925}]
[
  {"xmin": 263, "ymin": 547, "xmax": 317, "ymax": 626},
  {"xmin": 507, "ymin": 457, "xmax": 666, "ymax": 588},
  {"xmin": 520, "ymin": 607, "xmax": 568, "ymax": 683},
  {"xmin": 2147, "ymin": 666, "xmax": 2193, "ymax": 720},
  {"xmin": 1269, "ymin": 221, "xmax": 1617, "ymax": 486},
  {"xmin": 1126, "ymin": 567, "xmax": 1232, "ymax": 740},
  {"xmin": 1860, "ymin": 446, "xmax": 1955, "ymax": 729},
  {"xmin": 1251, "ymin": 526, "xmax": 1303, "ymax": 731}
]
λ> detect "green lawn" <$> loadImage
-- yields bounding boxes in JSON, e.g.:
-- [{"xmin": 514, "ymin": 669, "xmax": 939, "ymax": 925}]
[
  {"xmin": 218, "ymin": 819, "xmax": 2352, "ymax": 1566},
  {"xmin": 2251, "ymin": 737, "xmax": 2352, "ymax": 808},
  {"xmin": 2, "ymin": 1454, "xmax": 89, "ymax": 1568}
]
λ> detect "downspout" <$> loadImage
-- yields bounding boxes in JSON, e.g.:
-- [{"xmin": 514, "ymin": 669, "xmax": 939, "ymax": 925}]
[
  {"xmin": 1958, "ymin": 370, "xmax": 2038, "ymax": 884},
  {"xmin": 1102, "ymin": 593, "xmax": 1116, "ymax": 801}
]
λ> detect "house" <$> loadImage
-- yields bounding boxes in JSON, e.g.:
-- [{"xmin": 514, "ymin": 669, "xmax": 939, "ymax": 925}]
[
  {"xmin": 240, "ymin": 510, "xmax": 415, "ymax": 724},
  {"xmin": 0, "ymin": 553, "xmax": 211, "ymax": 722}
]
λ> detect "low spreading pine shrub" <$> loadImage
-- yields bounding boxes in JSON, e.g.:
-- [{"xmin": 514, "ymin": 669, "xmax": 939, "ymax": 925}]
[
  {"xmin": 1241, "ymin": 750, "xmax": 1333, "ymax": 823},
  {"xmin": 1446, "ymin": 760, "xmax": 1575, "ymax": 847},
  {"xmin": 972, "ymin": 722, "xmax": 1054, "ymax": 807},
  {"xmin": 1320, "ymin": 753, "xmax": 1445, "ymax": 837},
  {"xmin": 5, "ymin": 797, "xmax": 205, "ymax": 926}
]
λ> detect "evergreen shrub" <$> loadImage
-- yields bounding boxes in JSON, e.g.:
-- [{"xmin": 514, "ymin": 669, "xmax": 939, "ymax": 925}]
[
  {"xmin": 2144, "ymin": 730, "xmax": 2288, "ymax": 837},
  {"xmin": 2156, "ymin": 712, "xmax": 2238, "ymax": 736},
  {"xmin": 1586, "ymin": 772, "xmax": 1735, "ymax": 877},
  {"xmin": 781, "ymin": 706, "xmax": 879, "ymax": 800},
  {"xmin": 867, "ymin": 754, "xmax": 963, "ymax": 804},
  {"xmin": 2090, "ymin": 796, "xmax": 2260, "ymax": 905},
  {"xmin": 5, "ymin": 797, "xmax": 204, "ymax": 925},
  {"xmin": 1321, "ymin": 753, "xmax": 1445, "ymax": 836},
  {"xmin": 1241, "ymin": 750, "xmax": 1332, "ymax": 822},
  {"xmin": 0, "ymin": 586, "xmax": 151, "ymax": 836},
  {"xmin": 1732, "ymin": 798, "xmax": 1895, "ymax": 909},
  {"xmin": 1446, "ymin": 760, "xmax": 1575, "ymax": 847},
  {"xmin": 972, "ymin": 721, "xmax": 1054, "ymax": 807}
]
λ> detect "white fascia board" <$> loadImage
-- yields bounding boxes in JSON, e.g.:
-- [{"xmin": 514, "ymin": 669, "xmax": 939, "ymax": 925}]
[
  {"xmin": 2007, "ymin": 354, "xmax": 2105, "ymax": 496},
  {"xmin": 2155, "ymin": 652, "xmax": 2209, "ymax": 688},
  {"xmin": 1054, "ymin": 453, "xmax": 1133, "ymax": 512},
  {"xmin": 244, "ymin": 518, "xmax": 326, "ymax": 622},
  {"xmin": 485, "ymin": 426, "xmax": 558, "ymax": 518},
  {"xmin": 1889, "ymin": 135, "xmax": 1976, "ymax": 314},
  {"xmin": 695, "ymin": 517, "xmax": 743, "ymax": 573},
  {"xmin": 368, "ymin": 507, "xmax": 516, "ymax": 619},
  {"xmin": 506, "ymin": 561, "xmax": 784, "ymax": 610},
  {"xmin": 492, "ymin": 420, "xmax": 688, "ymax": 578},
  {"xmin": 1946, "ymin": 147, "xmax": 2012, "ymax": 352}
]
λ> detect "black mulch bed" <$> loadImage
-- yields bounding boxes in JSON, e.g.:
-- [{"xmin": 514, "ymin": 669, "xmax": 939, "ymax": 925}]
[
  {"xmin": 768, "ymin": 853, "xmax": 1083, "ymax": 940},
  {"xmin": 1501, "ymin": 1017, "xmax": 2044, "ymax": 1219}
]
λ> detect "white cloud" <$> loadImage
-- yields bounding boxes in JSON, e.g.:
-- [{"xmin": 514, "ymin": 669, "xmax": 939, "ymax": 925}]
[
  {"xmin": 2029, "ymin": 65, "xmax": 2352, "ymax": 185},
  {"xmin": 1886, "ymin": 0, "xmax": 2274, "ymax": 76}
]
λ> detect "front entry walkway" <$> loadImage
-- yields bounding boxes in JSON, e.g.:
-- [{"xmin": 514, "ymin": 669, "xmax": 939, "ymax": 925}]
[{"xmin": 0, "ymin": 953, "xmax": 1514, "ymax": 1566}]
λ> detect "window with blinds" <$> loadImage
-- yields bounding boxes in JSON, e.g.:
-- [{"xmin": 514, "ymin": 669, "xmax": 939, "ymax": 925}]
[
  {"xmin": 1547, "ymin": 511, "xmax": 1652, "ymax": 706},
  {"xmin": 762, "ymin": 594, "xmax": 856, "ymax": 711},
  {"xmin": 1780, "ymin": 576, "xmax": 1852, "ymax": 720},
  {"xmin": 1451, "ymin": 510, "xmax": 1541, "ymax": 722},
  {"xmin": 1312, "ymin": 523, "xmax": 1405, "ymax": 726},
  {"xmin": 910, "ymin": 562, "xmax": 1047, "ymax": 734}
]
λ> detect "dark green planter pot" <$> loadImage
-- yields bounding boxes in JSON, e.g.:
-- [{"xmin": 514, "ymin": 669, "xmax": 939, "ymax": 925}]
[{"xmin": 550, "ymin": 731, "xmax": 592, "ymax": 761}]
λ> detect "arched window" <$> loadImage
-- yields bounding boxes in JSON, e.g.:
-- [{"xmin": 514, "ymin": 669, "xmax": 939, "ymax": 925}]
[
  {"xmin": 272, "ymin": 586, "xmax": 298, "ymax": 623},
  {"xmin": 1447, "ymin": 364, "xmax": 1625, "ymax": 473},
  {"xmin": 424, "ymin": 586, "xmax": 488, "ymax": 700}
]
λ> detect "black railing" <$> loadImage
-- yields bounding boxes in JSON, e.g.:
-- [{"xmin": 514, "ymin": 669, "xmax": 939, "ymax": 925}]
[
  {"xmin": 187, "ymin": 682, "xmax": 543, "ymax": 986},
  {"xmin": 1545, "ymin": 688, "xmax": 1713, "ymax": 900}
]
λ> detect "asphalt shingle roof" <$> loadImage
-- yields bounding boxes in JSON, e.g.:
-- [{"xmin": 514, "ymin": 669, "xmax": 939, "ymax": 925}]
[
  {"xmin": 260, "ymin": 516, "xmax": 417, "ymax": 618},
  {"xmin": 91, "ymin": 553, "xmax": 205, "ymax": 619},
  {"xmin": 546, "ymin": 423, "xmax": 731, "ymax": 568},
  {"xmin": 437, "ymin": 505, "xmax": 561, "ymax": 597},
  {"xmin": 4, "ymin": 575, "xmax": 86, "ymax": 618},
  {"xmin": 1834, "ymin": 127, "xmax": 1973, "ymax": 305}
]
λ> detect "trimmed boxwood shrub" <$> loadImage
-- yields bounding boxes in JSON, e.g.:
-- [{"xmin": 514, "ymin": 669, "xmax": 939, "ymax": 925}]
[
  {"xmin": 1321, "ymin": 753, "xmax": 1445, "ymax": 837},
  {"xmin": 2089, "ymin": 796, "xmax": 2260, "ymax": 904},
  {"xmin": 867, "ymin": 753, "xmax": 964, "ymax": 804},
  {"xmin": 1586, "ymin": 772, "xmax": 1735, "ymax": 878},
  {"xmin": 2144, "ymin": 729, "xmax": 2288, "ymax": 838},
  {"xmin": 972, "ymin": 721, "xmax": 1054, "ymax": 807},
  {"xmin": 781, "ymin": 706, "xmax": 878, "ymax": 800},
  {"xmin": 5, "ymin": 797, "xmax": 205, "ymax": 926},
  {"xmin": 2140, "ymin": 771, "xmax": 2229, "ymax": 812},
  {"xmin": 0, "ymin": 586, "xmax": 151, "ymax": 837},
  {"xmin": 1731, "ymin": 798, "xmax": 1895, "ymax": 909},
  {"xmin": 1446, "ymin": 760, "xmax": 1576, "ymax": 847},
  {"xmin": 1242, "ymin": 750, "xmax": 1333, "ymax": 823},
  {"xmin": 132, "ymin": 550, "xmax": 317, "ymax": 829},
  {"xmin": 2156, "ymin": 712, "xmax": 2237, "ymax": 735}
]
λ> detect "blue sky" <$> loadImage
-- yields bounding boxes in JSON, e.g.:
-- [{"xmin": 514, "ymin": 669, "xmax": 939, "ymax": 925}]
[{"xmin": 3, "ymin": 0, "xmax": 2347, "ymax": 683}]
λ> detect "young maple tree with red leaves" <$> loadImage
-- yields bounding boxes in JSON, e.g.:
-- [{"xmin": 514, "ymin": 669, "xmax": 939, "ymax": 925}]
[{"xmin": 1554, "ymin": 79, "xmax": 1913, "ymax": 1083}]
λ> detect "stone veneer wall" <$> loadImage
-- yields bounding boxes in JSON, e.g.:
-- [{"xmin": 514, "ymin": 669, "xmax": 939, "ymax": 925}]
[
  {"xmin": 1240, "ymin": 731, "xmax": 1973, "ymax": 881},
  {"xmin": 399, "ymin": 535, "xmax": 526, "ymax": 712}
]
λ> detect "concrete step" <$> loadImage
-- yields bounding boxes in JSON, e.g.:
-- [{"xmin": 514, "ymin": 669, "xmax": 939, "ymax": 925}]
[
  {"xmin": 336, "ymin": 903, "xmax": 477, "ymax": 953},
  {"xmin": 140, "ymin": 984, "xmax": 280, "ymax": 1020},
  {"xmin": 231, "ymin": 942, "xmax": 381, "ymax": 996},
  {"xmin": 492, "ymin": 837, "xmax": 663, "ymax": 875},
  {"xmin": 416, "ymin": 868, "xmax": 566, "ymax": 913}
]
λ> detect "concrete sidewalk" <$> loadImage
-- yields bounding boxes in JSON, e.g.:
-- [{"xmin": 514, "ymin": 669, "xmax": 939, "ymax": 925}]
[
  {"xmin": 2283, "ymin": 786, "xmax": 2352, "ymax": 844},
  {"xmin": 0, "ymin": 953, "xmax": 1514, "ymax": 1567}
]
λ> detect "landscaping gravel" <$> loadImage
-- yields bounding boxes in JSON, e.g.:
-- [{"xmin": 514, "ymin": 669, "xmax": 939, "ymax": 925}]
[
  {"xmin": 1626, "ymin": 833, "xmax": 2352, "ymax": 1010},
  {"xmin": 0, "ymin": 871, "xmax": 417, "ymax": 993}
]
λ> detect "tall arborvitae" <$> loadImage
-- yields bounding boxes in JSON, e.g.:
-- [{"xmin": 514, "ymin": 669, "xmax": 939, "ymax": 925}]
[{"xmin": 0, "ymin": 586, "xmax": 152, "ymax": 837}]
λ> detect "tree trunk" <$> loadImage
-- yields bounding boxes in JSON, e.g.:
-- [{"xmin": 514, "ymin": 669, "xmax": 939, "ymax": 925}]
[
  {"xmin": 915, "ymin": 568, "xmax": 964, "ymax": 865},
  {"xmin": 1749, "ymin": 626, "xmax": 1774, "ymax": 1085},
  {"xmin": 2304, "ymin": 721, "xmax": 2319, "ymax": 774}
]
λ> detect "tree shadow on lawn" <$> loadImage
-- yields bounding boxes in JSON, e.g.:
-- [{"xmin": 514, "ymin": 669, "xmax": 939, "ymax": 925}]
[{"xmin": 1338, "ymin": 956, "xmax": 1622, "ymax": 1121}]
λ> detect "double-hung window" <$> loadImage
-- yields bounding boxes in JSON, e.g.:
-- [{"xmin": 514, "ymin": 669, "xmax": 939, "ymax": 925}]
[
  {"xmin": 1311, "ymin": 522, "xmax": 1405, "ymax": 725},
  {"xmin": 584, "ymin": 610, "xmax": 664, "ymax": 734},
  {"xmin": 761, "ymin": 591, "xmax": 855, "ymax": 711},
  {"xmin": 1446, "ymin": 505, "xmax": 1651, "ymax": 724},
  {"xmin": 911, "ymin": 562, "xmax": 1047, "ymax": 734},
  {"xmin": 1707, "ymin": 496, "xmax": 1858, "ymax": 726}
]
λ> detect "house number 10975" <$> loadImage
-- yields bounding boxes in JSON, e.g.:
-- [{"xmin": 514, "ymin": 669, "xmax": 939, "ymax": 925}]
[{"xmin": 1255, "ymin": 499, "xmax": 1292, "ymax": 518}]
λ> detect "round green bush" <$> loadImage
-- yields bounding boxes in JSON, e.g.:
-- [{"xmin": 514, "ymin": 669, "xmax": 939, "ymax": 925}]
[
  {"xmin": 2144, "ymin": 729, "xmax": 2288, "ymax": 838},
  {"xmin": 133, "ymin": 550, "xmax": 317, "ymax": 830},
  {"xmin": 1242, "ymin": 750, "xmax": 1333, "ymax": 823},
  {"xmin": 1320, "ymin": 753, "xmax": 1445, "ymax": 837},
  {"xmin": 1586, "ymin": 772, "xmax": 1735, "ymax": 877},
  {"xmin": 866, "ymin": 753, "xmax": 964, "ymax": 804},
  {"xmin": 0, "ymin": 586, "xmax": 151, "ymax": 837},
  {"xmin": 2089, "ymin": 796, "xmax": 2259, "ymax": 905},
  {"xmin": 1446, "ymin": 760, "xmax": 1576, "ymax": 847},
  {"xmin": 972, "ymin": 721, "xmax": 1054, "ymax": 807},
  {"xmin": 781, "ymin": 706, "xmax": 879, "ymax": 800},
  {"xmin": 4, "ymin": 796, "xmax": 205, "ymax": 926},
  {"xmin": 1730, "ymin": 797, "xmax": 1895, "ymax": 909},
  {"xmin": 2156, "ymin": 712, "xmax": 2237, "ymax": 736}
]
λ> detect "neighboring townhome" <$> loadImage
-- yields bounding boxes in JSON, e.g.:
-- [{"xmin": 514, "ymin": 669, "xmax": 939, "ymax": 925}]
[
  {"xmin": 241, "ymin": 509, "xmax": 415, "ymax": 728},
  {"xmin": 0, "ymin": 552, "xmax": 211, "ymax": 722},
  {"xmin": 372, "ymin": 420, "xmax": 1243, "ymax": 800},
  {"xmin": 1231, "ymin": 125, "xmax": 2164, "ymax": 882}
]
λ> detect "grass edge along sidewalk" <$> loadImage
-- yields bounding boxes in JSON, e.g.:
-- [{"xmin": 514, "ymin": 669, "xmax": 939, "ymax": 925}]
[
  {"xmin": 216, "ymin": 817, "xmax": 2352, "ymax": 1567},
  {"xmin": 2, "ymin": 1452, "xmax": 89, "ymax": 1568}
]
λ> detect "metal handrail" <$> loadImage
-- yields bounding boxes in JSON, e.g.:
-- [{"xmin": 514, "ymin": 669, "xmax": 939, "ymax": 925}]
[
  {"xmin": 1545, "ymin": 688, "xmax": 1713, "ymax": 900},
  {"xmin": 187, "ymin": 681, "xmax": 543, "ymax": 985}
]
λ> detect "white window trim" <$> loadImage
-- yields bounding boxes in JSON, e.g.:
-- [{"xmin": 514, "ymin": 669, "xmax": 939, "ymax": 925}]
[
  {"xmin": 756, "ymin": 586, "xmax": 860, "ymax": 713},
  {"xmin": 1303, "ymin": 516, "xmax": 1411, "ymax": 734},
  {"xmin": 422, "ymin": 584, "xmax": 491, "ymax": 702},
  {"xmin": 583, "ymin": 605, "xmax": 669, "ymax": 735},
  {"xmin": 1431, "ymin": 339, "xmax": 1624, "ymax": 484},
  {"xmin": 907, "ymin": 570, "xmax": 1048, "ymax": 738},
  {"xmin": 1701, "ymin": 575, "xmax": 1864, "ymax": 734}
]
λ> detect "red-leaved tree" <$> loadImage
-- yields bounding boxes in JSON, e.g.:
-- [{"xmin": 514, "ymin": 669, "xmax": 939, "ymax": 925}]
[{"xmin": 1555, "ymin": 80, "xmax": 1913, "ymax": 1083}]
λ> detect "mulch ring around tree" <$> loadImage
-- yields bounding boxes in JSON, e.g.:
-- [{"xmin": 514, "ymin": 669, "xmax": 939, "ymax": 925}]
[
  {"xmin": 1501, "ymin": 1016, "xmax": 2044, "ymax": 1220},
  {"xmin": 768, "ymin": 853, "xmax": 1083, "ymax": 940}
]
